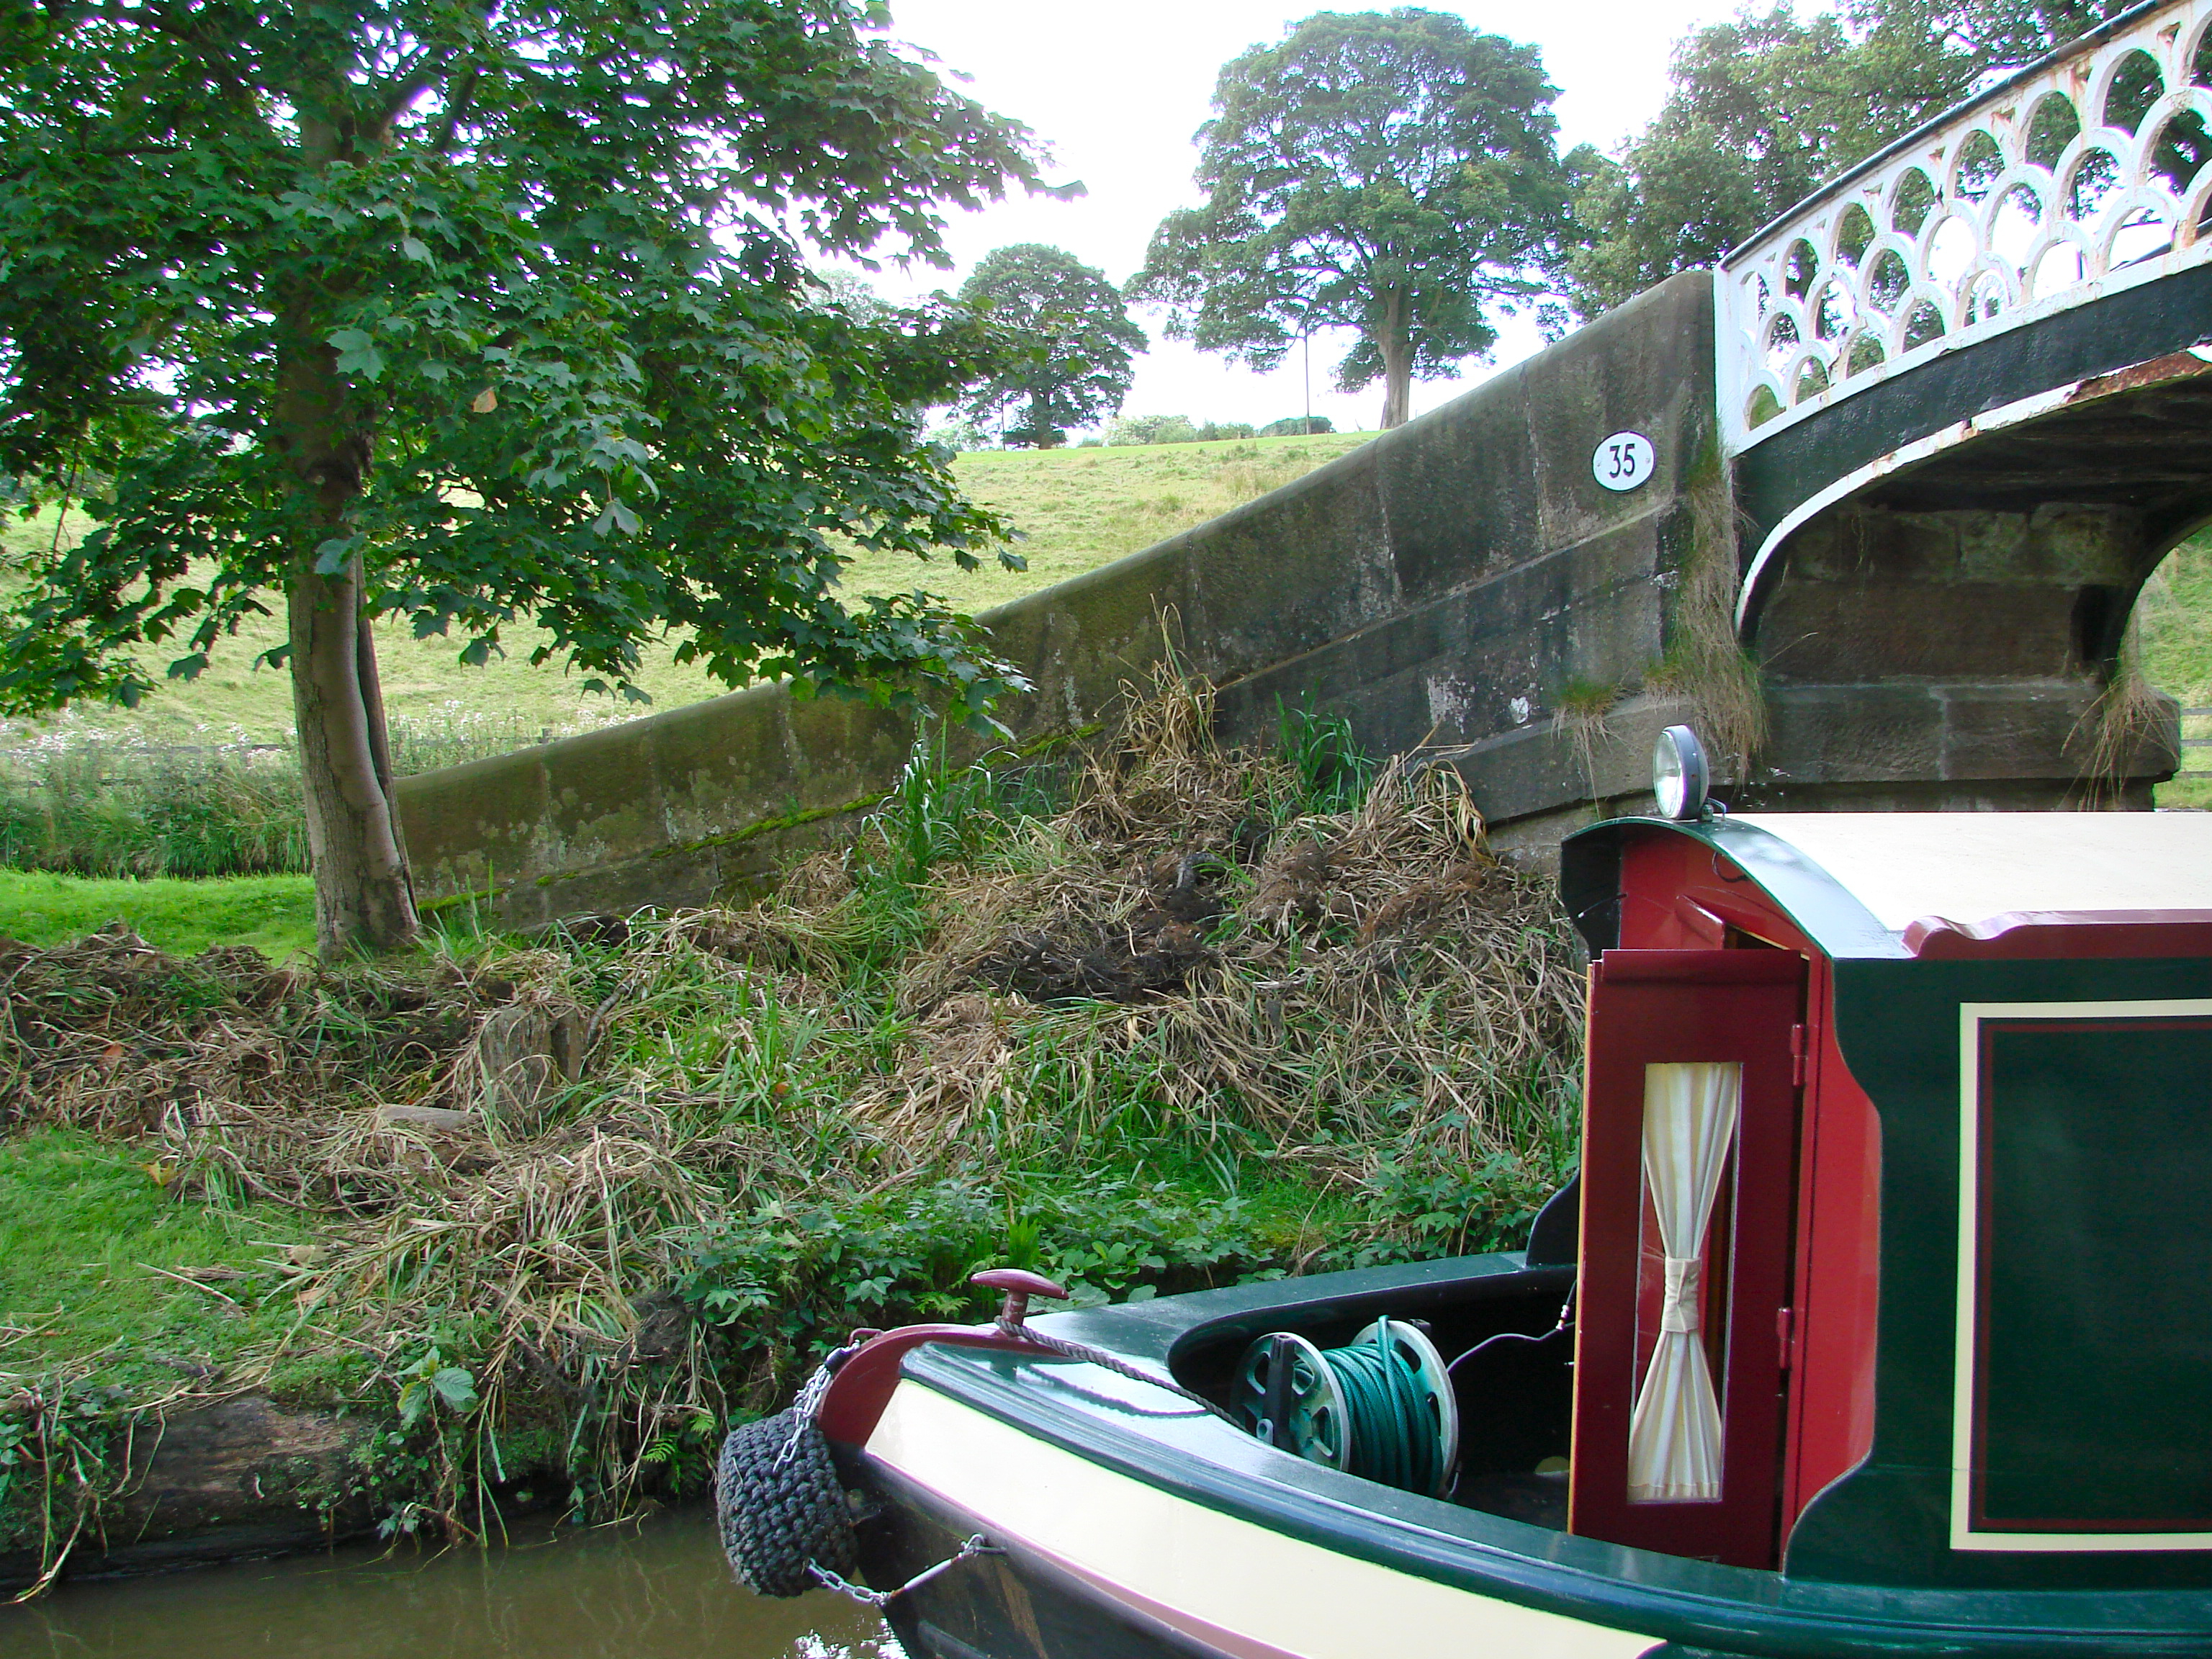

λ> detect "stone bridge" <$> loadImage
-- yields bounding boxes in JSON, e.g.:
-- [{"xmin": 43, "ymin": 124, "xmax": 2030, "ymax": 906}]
[{"xmin": 399, "ymin": 0, "xmax": 2211, "ymax": 926}]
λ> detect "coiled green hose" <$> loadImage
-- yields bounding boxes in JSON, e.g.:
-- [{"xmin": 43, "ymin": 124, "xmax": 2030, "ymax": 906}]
[
  {"xmin": 1233, "ymin": 1316, "xmax": 1457, "ymax": 1497},
  {"xmin": 1324, "ymin": 1324, "xmax": 1447, "ymax": 1496}
]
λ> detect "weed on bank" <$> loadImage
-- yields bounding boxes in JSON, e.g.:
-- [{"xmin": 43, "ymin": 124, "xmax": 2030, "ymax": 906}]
[{"xmin": 0, "ymin": 675, "xmax": 1584, "ymax": 1590}]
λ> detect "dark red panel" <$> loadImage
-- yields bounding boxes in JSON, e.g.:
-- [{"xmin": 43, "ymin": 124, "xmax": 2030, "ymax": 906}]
[
  {"xmin": 1619, "ymin": 835, "xmax": 1804, "ymax": 953},
  {"xmin": 1570, "ymin": 949, "xmax": 1807, "ymax": 1569},
  {"xmin": 1780, "ymin": 961, "xmax": 1882, "ymax": 1534},
  {"xmin": 1905, "ymin": 909, "xmax": 2212, "ymax": 961}
]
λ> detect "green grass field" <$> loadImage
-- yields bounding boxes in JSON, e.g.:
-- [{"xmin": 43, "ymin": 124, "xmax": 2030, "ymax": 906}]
[
  {"xmin": 1, "ymin": 433, "xmax": 1369, "ymax": 752},
  {"xmin": 0, "ymin": 871, "xmax": 316, "ymax": 957}
]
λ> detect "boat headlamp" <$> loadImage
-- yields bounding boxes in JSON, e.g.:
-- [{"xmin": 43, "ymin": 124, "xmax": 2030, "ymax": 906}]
[{"xmin": 1653, "ymin": 725, "xmax": 1709, "ymax": 821}]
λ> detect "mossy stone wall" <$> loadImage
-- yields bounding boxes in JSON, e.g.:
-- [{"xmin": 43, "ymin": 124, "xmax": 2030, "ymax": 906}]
[{"xmin": 397, "ymin": 274, "xmax": 1725, "ymax": 923}]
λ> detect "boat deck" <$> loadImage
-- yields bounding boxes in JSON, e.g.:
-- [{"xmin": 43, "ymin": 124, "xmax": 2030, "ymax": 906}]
[{"xmin": 845, "ymin": 1254, "xmax": 2212, "ymax": 1658}]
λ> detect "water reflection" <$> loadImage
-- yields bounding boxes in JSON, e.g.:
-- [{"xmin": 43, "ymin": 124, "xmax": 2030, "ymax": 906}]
[{"xmin": 1, "ymin": 1508, "xmax": 897, "ymax": 1659}]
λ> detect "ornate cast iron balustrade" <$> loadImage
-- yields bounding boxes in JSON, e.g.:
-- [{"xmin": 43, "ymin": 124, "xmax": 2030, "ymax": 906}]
[{"xmin": 1717, "ymin": 0, "xmax": 2212, "ymax": 456}]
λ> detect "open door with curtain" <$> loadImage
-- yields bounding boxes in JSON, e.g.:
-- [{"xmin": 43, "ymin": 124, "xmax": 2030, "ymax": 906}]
[{"xmin": 1570, "ymin": 949, "xmax": 1806, "ymax": 1569}]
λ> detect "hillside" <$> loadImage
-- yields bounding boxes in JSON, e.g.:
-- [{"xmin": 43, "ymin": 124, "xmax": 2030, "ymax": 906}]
[
  {"xmin": 4, "ymin": 432, "xmax": 2206, "ymax": 810},
  {"xmin": 0, "ymin": 433, "xmax": 1369, "ymax": 757}
]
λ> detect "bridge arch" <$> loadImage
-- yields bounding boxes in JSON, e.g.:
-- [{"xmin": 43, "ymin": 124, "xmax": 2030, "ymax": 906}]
[
  {"xmin": 1721, "ymin": 0, "xmax": 2212, "ymax": 809},
  {"xmin": 394, "ymin": 4, "xmax": 2212, "ymax": 921}
]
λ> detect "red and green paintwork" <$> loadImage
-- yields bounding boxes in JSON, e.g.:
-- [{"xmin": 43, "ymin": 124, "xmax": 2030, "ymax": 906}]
[
  {"xmin": 824, "ymin": 811, "xmax": 2212, "ymax": 1658},
  {"xmin": 1560, "ymin": 813, "xmax": 2212, "ymax": 1590}
]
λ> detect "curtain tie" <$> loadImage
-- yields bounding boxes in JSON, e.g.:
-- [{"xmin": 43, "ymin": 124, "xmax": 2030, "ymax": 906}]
[{"xmin": 1660, "ymin": 1255, "xmax": 1701, "ymax": 1334}]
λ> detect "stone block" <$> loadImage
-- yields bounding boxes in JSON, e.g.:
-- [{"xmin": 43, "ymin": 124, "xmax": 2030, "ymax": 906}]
[
  {"xmin": 393, "ymin": 747, "xmax": 549, "ymax": 899},
  {"xmin": 1180, "ymin": 449, "xmax": 1395, "ymax": 674},
  {"xmin": 1759, "ymin": 577, "xmax": 2079, "ymax": 682},
  {"xmin": 647, "ymin": 683, "xmax": 805, "ymax": 844},
  {"xmin": 400, "ymin": 271, "xmax": 1753, "ymax": 917},
  {"xmin": 539, "ymin": 713, "xmax": 664, "ymax": 869},
  {"xmin": 1378, "ymin": 361, "xmax": 1540, "ymax": 600},
  {"xmin": 1763, "ymin": 684, "xmax": 1947, "ymax": 783}
]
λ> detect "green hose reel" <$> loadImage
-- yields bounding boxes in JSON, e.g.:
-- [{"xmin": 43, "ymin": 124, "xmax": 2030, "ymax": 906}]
[{"xmin": 1232, "ymin": 1317, "xmax": 1460, "ymax": 1498}]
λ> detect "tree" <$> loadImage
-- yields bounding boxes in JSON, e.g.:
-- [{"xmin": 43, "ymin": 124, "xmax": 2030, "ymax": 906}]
[
  {"xmin": 956, "ymin": 245, "xmax": 1147, "ymax": 448},
  {"xmin": 1131, "ymin": 9, "xmax": 1570, "ymax": 431},
  {"xmin": 1106, "ymin": 414, "xmax": 1197, "ymax": 446},
  {"xmin": 1566, "ymin": 1, "xmax": 2135, "ymax": 317},
  {"xmin": 0, "ymin": 0, "xmax": 1050, "ymax": 958}
]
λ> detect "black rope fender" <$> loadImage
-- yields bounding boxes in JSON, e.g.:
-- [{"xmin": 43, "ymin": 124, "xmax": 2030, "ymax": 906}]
[
  {"xmin": 714, "ymin": 1271, "xmax": 1238, "ymax": 1603},
  {"xmin": 713, "ymin": 1403, "xmax": 858, "ymax": 1599}
]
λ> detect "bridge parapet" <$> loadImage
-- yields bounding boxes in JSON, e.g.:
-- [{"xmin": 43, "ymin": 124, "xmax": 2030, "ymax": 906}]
[{"xmin": 1719, "ymin": 0, "xmax": 2212, "ymax": 457}]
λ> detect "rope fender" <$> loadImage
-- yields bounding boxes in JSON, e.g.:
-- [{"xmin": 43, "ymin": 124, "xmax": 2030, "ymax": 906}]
[
  {"xmin": 714, "ymin": 1405, "xmax": 858, "ymax": 1599},
  {"xmin": 714, "ymin": 1269, "xmax": 1205, "ymax": 1602}
]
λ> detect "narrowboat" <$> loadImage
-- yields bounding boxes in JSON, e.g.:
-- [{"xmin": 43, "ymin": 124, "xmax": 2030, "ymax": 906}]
[{"xmin": 716, "ymin": 730, "xmax": 2212, "ymax": 1658}]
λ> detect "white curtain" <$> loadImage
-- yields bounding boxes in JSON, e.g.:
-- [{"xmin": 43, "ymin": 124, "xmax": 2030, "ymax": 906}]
[{"xmin": 1625, "ymin": 1061, "xmax": 1742, "ymax": 1503}]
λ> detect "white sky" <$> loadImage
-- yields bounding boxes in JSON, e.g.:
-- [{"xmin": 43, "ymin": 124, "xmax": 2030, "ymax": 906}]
[{"xmin": 850, "ymin": 0, "xmax": 1748, "ymax": 436}]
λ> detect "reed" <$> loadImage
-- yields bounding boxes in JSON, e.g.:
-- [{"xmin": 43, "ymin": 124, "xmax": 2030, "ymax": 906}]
[
  {"xmin": 0, "ymin": 706, "xmax": 637, "ymax": 878},
  {"xmin": 0, "ymin": 674, "xmax": 1585, "ymax": 1568}
]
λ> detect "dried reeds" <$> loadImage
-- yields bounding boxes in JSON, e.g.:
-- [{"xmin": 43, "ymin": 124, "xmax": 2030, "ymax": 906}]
[
  {"xmin": 2074, "ymin": 615, "xmax": 2170, "ymax": 806},
  {"xmin": 2, "ymin": 668, "xmax": 1588, "ymax": 1541},
  {"xmin": 1648, "ymin": 442, "xmax": 1767, "ymax": 779}
]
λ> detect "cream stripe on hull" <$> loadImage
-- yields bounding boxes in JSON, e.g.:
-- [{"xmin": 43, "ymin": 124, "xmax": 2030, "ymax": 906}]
[{"xmin": 866, "ymin": 1380, "xmax": 1663, "ymax": 1659}]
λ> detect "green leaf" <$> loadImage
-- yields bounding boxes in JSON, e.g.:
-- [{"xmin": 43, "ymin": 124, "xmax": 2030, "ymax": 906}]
[
  {"xmin": 591, "ymin": 498, "xmax": 640, "ymax": 537},
  {"xmin": 328, "ymin": 328, "xmax": 387, "ymax": 380}
]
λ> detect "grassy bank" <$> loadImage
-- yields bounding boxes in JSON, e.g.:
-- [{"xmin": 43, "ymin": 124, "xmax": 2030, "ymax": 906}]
[
  {"xmin": 0, "ymin": 871, "xmax": 315, "ymax": 958},
  {"xmin": 0, "ymin": 683, "xmax": 1581, "ymax": 1588},
  {"xmin": 0, "ymin": 1128, "xmax": 320, "ymax": 1398},
  {"xmin": 0, "ymin": 706, "xmax": 634, "ymax": 879},
  {"xmin": 2139, "ymin": 533, "xmax": 2212, "ymax": 809},
  {"xmin": 1, "ymin": 433, "xmax": 1367, "ymax": 752}
]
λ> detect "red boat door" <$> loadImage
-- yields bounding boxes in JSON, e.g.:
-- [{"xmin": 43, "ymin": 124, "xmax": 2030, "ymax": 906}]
[{"xmin": 1569, "ymin": 949, "xmax": 1806, "ymax": 1569}]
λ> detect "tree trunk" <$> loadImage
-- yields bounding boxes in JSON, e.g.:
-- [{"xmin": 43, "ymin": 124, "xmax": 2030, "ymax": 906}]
[
  {"xmin": 276, "ymin": 315, "xmax": 418, "ymax": 959},
  {"xmin": 1025, "ymin": 387, "xmax": 1062, "ymax": 448},
  {"xmin": 1377, "ymin": 287, "xmax": 1412, "ymax": 431},
  {"xmin": 288, "ymin": 556, "xmax": 418, "ymax": 957}
]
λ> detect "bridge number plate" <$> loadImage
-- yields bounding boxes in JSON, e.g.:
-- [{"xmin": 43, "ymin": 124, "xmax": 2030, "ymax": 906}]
[{"xmin": 1592, "ymin": 431, "xmax": 1655, "ymax": 492}]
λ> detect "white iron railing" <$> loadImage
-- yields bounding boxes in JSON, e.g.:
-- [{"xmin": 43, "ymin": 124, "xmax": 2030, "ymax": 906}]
[{"xmin": 1717, "ymin": 0, "xmax": 2212, "ymax": 455}]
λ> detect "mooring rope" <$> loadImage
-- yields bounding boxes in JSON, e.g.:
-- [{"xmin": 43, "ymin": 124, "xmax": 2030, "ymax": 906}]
[{"xmin": 996, "ymin": 1318, "xmax": 1244, "ymax": 1426}]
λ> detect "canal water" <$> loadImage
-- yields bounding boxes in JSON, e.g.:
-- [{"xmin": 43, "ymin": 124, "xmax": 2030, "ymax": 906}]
[{"xmin": 0, "ymin": 1509, "xmax": 896, "ymax": 1658}]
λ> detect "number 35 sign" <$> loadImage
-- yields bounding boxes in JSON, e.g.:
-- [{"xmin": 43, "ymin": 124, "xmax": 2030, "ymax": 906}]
[{"xmin": 1592, "ymin": 431, "xmax": 1655, "ymax": 492}]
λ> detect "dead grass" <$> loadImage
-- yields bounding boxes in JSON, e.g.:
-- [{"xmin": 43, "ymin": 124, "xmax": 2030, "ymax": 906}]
[
  {"xmin": 0, "ymin": 669, "xmax": 1585, "ymax": 1560},
  {"xmin": 1647, "ymin": 446, "xmax": 1767, "ymax": 778},
  {"xmin": 2074, "ymin": 619, "xmax": 2172, "ymax": 807}
]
